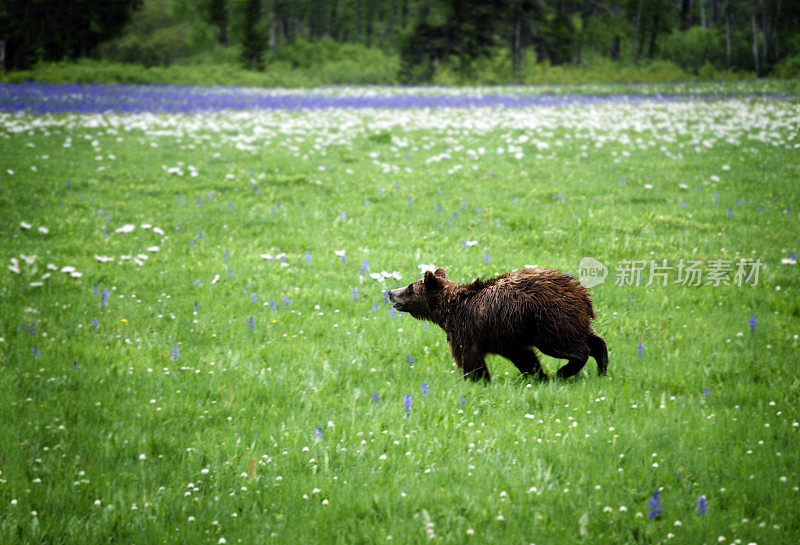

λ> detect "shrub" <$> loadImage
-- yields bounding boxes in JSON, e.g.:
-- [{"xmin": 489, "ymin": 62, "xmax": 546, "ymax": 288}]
[{"xmin": 662, "ymin": 26, "xmax": 725, "ymax": 72}]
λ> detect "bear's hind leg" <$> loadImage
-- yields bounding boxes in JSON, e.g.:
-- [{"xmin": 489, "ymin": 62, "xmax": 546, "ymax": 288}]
[
  {"xmin": 588, "ymin": 334, "xmax": 609, "ymax": 376},
  {"xmin": 501, "ymin": 348, "xmax": 548, "ymax": 381},
  {"xmin": 555, "ymin": 346, "xmax": 590, "ymax": 379}
]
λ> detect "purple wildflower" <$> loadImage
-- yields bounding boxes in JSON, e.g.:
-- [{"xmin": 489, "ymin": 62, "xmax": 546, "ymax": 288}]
[
  {"xmin": 73, "ymin": 361, "xmax": 79, "ymax": 370},
  {"xmin": 389, "ymin": 307, "xmax": 398, "ymax": 319},
  {"xmin": 484, "ymin": 253, "xmax": 490, "ymax": 265},
  {"xmin": 697, "ymin": 495, "xmax": 707, "ymax": 516},
  {"xmin": 555, "ymin": 193, "xmax": 565, "ymax": 200},
  {"xmin": 193, "ymin": 301, "xmax": 199, "ymax": 312},
  {"xmin": 171, "ymin": 345, "xmax": 179, "ymax": 361},
  {"xmin": 648, "ymin": 490, "xmax": 662, "ymax": 519},
  {"xmin": 248, "ymin": 316, "xmax": 255, "ymax": 331},
  {"xmin": 251, "ymin": 293, "xmax": 258, "ymax": 304},
  {"xmin": 91, "ymin": 318, "xmax": 98, "ymax": 330},
  {"xmin": 340, "ymin": 212, "xmax": 347, "ymax": 221},
  {"xmin": 100, "ymin": 288, "xmax": 109, "ymax": 307},
  {"xmin": 372, "ymin": 302, "xmax": 379, "ymax": 313},
  {"xmin": 228, "ymin": 202, "xmax": 234, "ymax": 211},
  {"xmin": 681, "ymin": 202, "xmax": 687, "ymax": 209},
  {"xmin": 702, "ymin": 388, "xmax": 710, "ymax": 398},
  {"xmin": 406, "ymin": 355, "xmax": 415, "ymax": 368},
  {"xmin": 228, "ymin": 267, "xmax": 234, "ymax": 277},
  {"xmin": 458, "ymin": 396, "xmax": 466, "ymax": 406},
  {"xmin": 269, "ymin": 299, "xmax": 277, "ymax": 312},
  {"xmin": 749, "ymin": 315, "xmax": 756, "ymax": 335},
  {"xmin": 305, "ymin": 252, "xmax": 312, "ymax": 265},
  {"xmin": 636, "ymin": 342, "xmax": 644, "ymax": 357},
  {"xmin": 360, "ymin": 260, "xmax": 370, "ymax": 275},
  {"xmin": 352, "ymin": 288, "xmax": 359, "ymax": 301},
  {"xmin": 372, "ymin": 393, "xmax": 380, "ymax": 404},
  {"xmin": 403, "ymin": 393, "xmax": 412, "ymax": 413},
  {"xmin": 420, "ymin": 382, "xmax": 429, "ymax": 396},
  {"xmin": 435, "ymin": 204, "xmax": 442, "ymax": 213},
  {"xmin": 282, "ymin": 296, "xmax": 291, "ymax": 307},
  {"xmin": 314, "ymin": 427, "xmax": 323, "ymax": 440},
  {"xmin": 408, "ymin": 197, "xmax": 413, "ymax": 206},
  {"xmin": 224, "ymin": 250, "xmax": 229, "ymax": 262},
  {"xmin": 32, "ymin": 347, "xmax": 40, "ymax": 357},
  {"xmin": 727, "ymin": 207, "xmax": 734, "ymax": 219},
  {"xmin": 193, "ymin": 280, "xmax": 200, "ymax": 286},
  {"xmin": 620, "ymin": 177, "xmax": 626, "ymax": 187}
]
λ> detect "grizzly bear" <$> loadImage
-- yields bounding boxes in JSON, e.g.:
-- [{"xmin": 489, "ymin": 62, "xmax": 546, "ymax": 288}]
[{"xmin": 387, "ymin": 267, "xmax": 607, "ymax": 382}]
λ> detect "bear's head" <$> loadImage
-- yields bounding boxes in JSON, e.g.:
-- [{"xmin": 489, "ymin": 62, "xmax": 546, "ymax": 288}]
[{"xmin": 387, "ymin": 267, "xmax": 447, "ymax": 321}]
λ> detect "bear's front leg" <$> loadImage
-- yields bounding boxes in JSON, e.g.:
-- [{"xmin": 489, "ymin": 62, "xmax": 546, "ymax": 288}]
[{"xmin": 458, "ymin": 344, "xmax": 491, "ymax": 383}]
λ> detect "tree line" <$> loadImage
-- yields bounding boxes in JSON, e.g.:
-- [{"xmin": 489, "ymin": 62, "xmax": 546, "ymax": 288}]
[{"xmin": 2, "ymin": 0, "xmax": 798, "ymax": 79}]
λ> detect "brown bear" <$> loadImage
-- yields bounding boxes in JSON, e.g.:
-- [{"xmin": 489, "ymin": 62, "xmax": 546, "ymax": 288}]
[{"xmin": 387, "ymin": 267, "xmax": 608, "ymax": 382}]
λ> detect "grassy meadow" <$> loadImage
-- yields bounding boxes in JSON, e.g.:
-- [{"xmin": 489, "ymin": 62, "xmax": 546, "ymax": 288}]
[{"xmin": 1, "ymin": 85, "xmax": 799, "ymax": 544}]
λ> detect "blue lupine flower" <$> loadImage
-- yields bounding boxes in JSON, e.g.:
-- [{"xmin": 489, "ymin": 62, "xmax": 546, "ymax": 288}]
[
  {"xmin": 91, "ymin": 319, "xmax": 98, "ymax": 330},
  {"xmin": 697, "ymin": 495, "xmax": 707, "ymax": 516},
  {"xmin": 702, "ymin": 388, "xmax": 710, "ymax": 398},
  {"xmin": 282, "ymin": 296, "xmax": 291, "ymax": 307},
  {"xmin": 372, "ymin": 393, "xmax": 380, "ymax": 404},
  {"xmin": 360, "ymin": 260, "xmax": 370, "ymax": 275},
  {"xmin": 372, "ymin": 302, "xmax": 379, "ymax": 313},
  {"xmin": 314, "ymin": 427, "xmax": 323, "ymax": 440},
  {"xmin": 408, "ymin": 197, "xmax": 413, "ymax": 206},
  {"xmin": 228, "ymin": 267, "xmax": 234, "ymax": 277},
  {"xmin": 681, "ymin": 202, "xmax": 687, "ymax": 209},
  {"xmin": 351, "ymin": 288, "xmax": 359, "ymax": 301},
  {"xmin": 224, "ymin": 250, "xmax": 229, "ymax": 262},
  {"xmin": 340, "ymin": 212, "xmax": 347, "ymax": 221},
  {"xmin": 269, "ymin": 299, "xmax": 277, "ymax": 312},
  {"xmin": 228, "ymin": 202, "xmax": 234, "ymax": 211},
  {"xmin": 403, "ymin": 393, "xmax": 412, "ymax": 413},
  {"xmin": 484, "ymin": 253, "xmax": 490, "ymax": 265},
  {"xmin": 305, "ymin": 252, "xmax": 312, "ymax": 265},
  {"xmin": 636, "ymin": 342, "xmax": 644, "ymax": 357},
  {"xmin": 193, "ymin": 301, "xmax": 199, "ymax": 312},
  {"xmin": 100, "ymin": 289, "xmax": 109, "ymax": 307},
  {"xmin": 73, "ymin": 361, "xmax": 79, "ymax": 369},
  {"xmin": 620, "ymin": 177, "xmax": 626, "ymax": 187},
  {"xmin": 193, "ymin": 280, "xmax": 200, "ymax": 286},
  {"xmin": 420, "ymin": 382, "xmax": 429, "ymax": 396},
  {"xmin": 32, "ymin": 347, "xmax": 40, "ymax": 357},
  {"xmin": 648, "ymin": 490, "xmax": 662, "ymax": 519},
  {"xmin": 555, "ymin": 193, "xmax": 564, "ymax": 200},
  {"xmin": 251, "ymin": 293, "xmax": 258, "ymax": 304},
  {"xmin": 248, "ymin": 316, "xmax": 255, "ymax": 331},
  {"xmin": 389, "ymin": 307, "xmax": 398, "ymax": 319},
  {"xmin": 458, "ymin": 396, "xmax": 466, "ymax": 406},
  {"xmin": 171, "ymin": 345, "xmax": 179, "ymax": 361},
  {"xmin": 476, "ymin": 208, "xmax": 483, "ymax": 214},
  {"xmin": 727, "ymin": 207, "xmax": 734, "ymax": 219},
  {"xmin": 749, "ymin": 315, "xmax": 756, "ymax": 335},
  {"xmin": 197, "ymin": 197, "xmax": 202, "ymax": 207},
  {"xmin": 436, "ymin": 204, "xmax": 442, "ymax": 213},
  {"xmin": 406, "ymin": 355, "xmax": 414, "ymax": 368}
]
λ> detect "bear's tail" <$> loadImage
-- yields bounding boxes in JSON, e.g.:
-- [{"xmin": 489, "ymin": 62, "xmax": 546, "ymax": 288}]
[{"xmin": 588, "ymin": 334, "xmax": 608, "ymax": 376}]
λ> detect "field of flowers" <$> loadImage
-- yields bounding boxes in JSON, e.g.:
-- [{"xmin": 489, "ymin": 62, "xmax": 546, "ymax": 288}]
[{"xmin": 1, "ymin": 82, "xmax": 798, "ymax": 544}]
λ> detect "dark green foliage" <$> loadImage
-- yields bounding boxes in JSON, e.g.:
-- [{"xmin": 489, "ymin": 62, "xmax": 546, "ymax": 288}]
[
  {"xmin": 240, "ymin": 0, "xmax": 266, "ymax": 70},
  {"xmin": 0, "ymin": 0, "xmax": 139, "ymax": 70},
  {"xmin": 2, "ymin": 0, "xmax": 800, "ymax": 81}
]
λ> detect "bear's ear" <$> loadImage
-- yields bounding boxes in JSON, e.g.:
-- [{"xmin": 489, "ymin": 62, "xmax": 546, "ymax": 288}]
[
  {"xmin": 424, "ymin": 270, "xmax": 443, "ymax": 290},
  {"xmin": 434, "ymin": 267, "xmax": 447, "ymax": 279}
]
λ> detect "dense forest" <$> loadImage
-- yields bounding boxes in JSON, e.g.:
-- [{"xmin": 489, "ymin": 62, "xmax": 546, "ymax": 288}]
[{"xmin": 2, "ymin": 0, "xmax": 799, "ymax": 82}]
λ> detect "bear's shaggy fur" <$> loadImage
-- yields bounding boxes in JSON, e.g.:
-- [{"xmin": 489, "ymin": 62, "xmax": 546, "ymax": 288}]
[{"xmin": 387, "ymin": 267, "xmax": 608, "ymax": 382}]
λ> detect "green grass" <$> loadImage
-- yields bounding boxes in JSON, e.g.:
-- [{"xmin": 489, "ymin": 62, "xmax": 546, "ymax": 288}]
[{"xmin": 0, "ymin": 90, "xmax": 799, "ymax": 544}]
